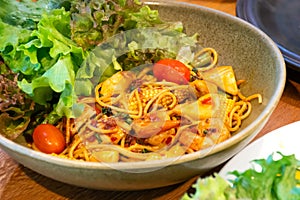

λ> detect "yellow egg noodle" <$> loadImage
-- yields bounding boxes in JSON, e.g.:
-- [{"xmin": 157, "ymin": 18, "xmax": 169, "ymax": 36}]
[{"xmin": 29, "ymin": 48, "xmax": 262, "ymax": 162}]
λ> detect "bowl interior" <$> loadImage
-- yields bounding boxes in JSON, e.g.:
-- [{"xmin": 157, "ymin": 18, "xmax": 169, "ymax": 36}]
[
  {"xmin": 5, "ymin": 0, "xmax": 286, "ymax": 168},
  {"xmin": 0, "ymin": 0, "xmax": 286, "ymax": 190},
  {"xmin": 149, "ymin": 1, "xmax": 285, "ymax": 134}
]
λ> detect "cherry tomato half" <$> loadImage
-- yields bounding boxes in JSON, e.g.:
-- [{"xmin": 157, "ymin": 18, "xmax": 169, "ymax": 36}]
[
  {"xmin": 153, "ymin": 59, "xmax": 190, "ymax": 84},
  {"xmin": 33, "ymin": 124, "xmax": 66, "ymax": 154}
]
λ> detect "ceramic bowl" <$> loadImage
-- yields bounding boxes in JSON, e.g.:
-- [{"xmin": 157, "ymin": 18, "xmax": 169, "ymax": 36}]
[{"xmin": 0, "ymin": 0, "xmax": 285, "ymax": 190}]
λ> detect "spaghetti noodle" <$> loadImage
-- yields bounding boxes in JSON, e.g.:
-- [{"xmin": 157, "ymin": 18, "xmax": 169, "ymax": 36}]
[{"xmin": 30, "ymin": 49, "xmax": 262, "ymax": 163}]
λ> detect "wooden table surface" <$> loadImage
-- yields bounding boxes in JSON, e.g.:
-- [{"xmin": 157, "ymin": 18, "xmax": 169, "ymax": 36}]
[{"xmin": 1, "ymin": 1, "xmax": 300, "ymax": 199}]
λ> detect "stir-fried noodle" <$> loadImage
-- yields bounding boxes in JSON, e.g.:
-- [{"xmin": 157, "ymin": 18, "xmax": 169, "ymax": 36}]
[{"xmin": 31, "ymin": 48, "xmax": 262, "ymax": 162}]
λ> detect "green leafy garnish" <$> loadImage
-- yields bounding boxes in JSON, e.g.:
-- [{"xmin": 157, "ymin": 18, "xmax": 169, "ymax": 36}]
[
  {"xmin": 0, "ymin": 0, "xmax": 197, "ymax": 121},
  {"xmin": 182, "ymin": 153, "xmax": 300, "ymax": 200},
  {"xmin": 0, "ymin": 0, "xmax": 70, "ymax": 30},
  {"xmin": 0, "ymin": 0, "xmax": 205, "ymax": 140}
]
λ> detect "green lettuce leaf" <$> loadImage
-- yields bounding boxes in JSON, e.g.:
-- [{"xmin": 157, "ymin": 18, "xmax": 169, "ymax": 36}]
[
  {"xmin": 0, "ymin": 0, "xmax": 71, "ymax": 30},
  {"xmin": 0, "ymin": 0, "xmax": 200, "ymax": 122},
  {"xmin": 181, "ymin": 153, "xmax": 300, "ymax": 200},
  {"xmin": 123, "ymin": 5, "xmax": 162, "ymax": 29},
  {"xmin": 230, "ymin": 153, "xmax": 300, "ymax": 200},
  {"xmin": 1, "ymin": 8, "xmax": 86, "ymax": 119},
  {"xmin": 181, "ymin": 174, "xmax": 233, "ymax": 200},
  {"xmin": 0, "ymin": 20, "xmax": 34, "ymax": 72},
  {"xmin": 70, "ymin": 0, "xmax": 163, "ymax": 50},
  {"xmin": 75, "ymin": 26, "xmax": 199, "ymax": 96}
]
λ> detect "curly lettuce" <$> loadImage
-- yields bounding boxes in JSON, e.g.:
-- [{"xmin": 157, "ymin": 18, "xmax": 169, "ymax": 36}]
[
  {"xmin": 0, "ymin": 8, "xmax": 85, "ymax": 121},
  {"xmin": 0, "ymin": 62, "xmax": 34, "ymax": 140},
  {"xmin": 0, "ymin": 0, "xmax": 71, "ymax": 30},
  {"xmin": 0, "ymin": 0, "xmax": 200, "ymax": 123},
  {"xmin": 75, "ymin": 26, "xmax": 199, "ymax": 96},
  {"xmin": 182, "ymin": 153, "xmax": 300, "ymax": 200},
  {"xmin": 70, "ymin": 0, "xmax": 163, "ymax": 50}
]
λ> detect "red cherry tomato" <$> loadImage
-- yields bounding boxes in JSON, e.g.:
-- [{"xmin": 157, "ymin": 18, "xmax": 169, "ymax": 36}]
[
  {"xmin": 153, "ymin": 59, "xmax": 190, "ymax": 84},
  {"xmin": 33, "ymin": 124, "xmax": 66, "ymax": 154}
]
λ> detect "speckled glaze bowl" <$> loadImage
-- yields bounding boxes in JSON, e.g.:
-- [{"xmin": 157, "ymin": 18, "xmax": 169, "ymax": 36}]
[{"xmin": 0, "ymin": 0, "xmax": 285, "ymax": 190}]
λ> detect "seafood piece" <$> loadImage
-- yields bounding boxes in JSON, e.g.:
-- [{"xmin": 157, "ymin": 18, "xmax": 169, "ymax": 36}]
[
  {"xmin": 99, "ymin": 71, "xmax": 136, "ymax": 97},
  {"xmin": 179, "ymin": 130, "xmax": 204, "ymax": 151},
  {"xmin": 146, "ymin": 129, "xmax": 174, "ymax": 146},
  {"xmin": 204, "ymin": 66, "xmax": 238, "ymax": 95},
  {"xmin": 172, "ymin": 94, "xmax": 214, "ymax": 120},
  {"xmin": 171, "ymin": 93, "xmax": 231, "ymax": 121},
  {"xmin": 179, "ymin": 118, "xmax": 230, "ymax": 151},
  {"xmin": 189, "ymin": 79, "xmax": 211, "ymax": 97},
  {"xmin": 74, "ymin": 104, "xmax": 96, "ymax": 131},
  {"xmin": 131, "ymin": 111, "xmax": 180, "ymax": 138},
  {"xmin": 92, "ymin": 150, "xmax": 119, "ymax": 162}
]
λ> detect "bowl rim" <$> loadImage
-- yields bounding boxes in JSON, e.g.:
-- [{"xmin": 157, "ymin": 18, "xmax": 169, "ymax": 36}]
[{"xmin": 0, "ymin": 0, "xmax": 286, "ymax": 171}]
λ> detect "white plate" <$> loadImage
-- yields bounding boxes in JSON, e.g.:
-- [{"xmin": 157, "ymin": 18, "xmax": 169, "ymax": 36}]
[{"xmin": 219, "ymin": 121, "xmax": 300, "ymax": 180}]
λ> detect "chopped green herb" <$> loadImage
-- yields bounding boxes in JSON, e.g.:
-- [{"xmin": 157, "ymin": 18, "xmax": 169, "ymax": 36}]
[
  {"xmin": 142, "ymin": 149, "xmax": 150, "ymax": 153},
  {"xmin": 94, "ymin": 134, "xmax": 103, "ymax": 144},
  {"xmin": 102, "ymin": 107, "xmax": 113, "ymax": 116}
]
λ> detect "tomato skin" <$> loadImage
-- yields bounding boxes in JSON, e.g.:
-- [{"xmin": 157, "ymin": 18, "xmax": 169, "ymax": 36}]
[
  {"xmin": 153, "ymin": 59, "xmax": 190, "ymax": 84},
  {"xmin": 33, "ymin": 124, "xmax": 66, "ymax": 154},
  {"xmin": 201, "ymin": 96, "xmax": 212, "ymax": 105}
]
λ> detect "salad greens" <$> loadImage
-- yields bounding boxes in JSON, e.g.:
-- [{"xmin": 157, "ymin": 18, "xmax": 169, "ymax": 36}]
[
  {"xmin": 1, "ymin": 7, "xmax": 85, "ymax": 122},
  {"xmin": 70, "ymin": 0, "xmax": 162, "ymax": 51},
  {"xmin": 75, "ymin": 26, "xmax": 199, "ymax": 97},
  {"xmin": 0, "ymin": 0, "xmax": 200, "ymax": 139},
  {"xmin": 0, "ymin": 0, "xmax": 70, "ymax": 30},
  {"xmin": 0, "ymin": 62, "xmax": 33, "ymax": 140},
  {"xmin": 182, "ymin": 152, "xmax": 300, "ymax": 200}
]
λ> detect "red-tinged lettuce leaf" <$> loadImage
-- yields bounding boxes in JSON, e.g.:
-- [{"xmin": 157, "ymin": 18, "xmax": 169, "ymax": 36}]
[
  {"xmin": 0, "ymin": 63, "xmax": 34, "ymax": 140},
  {"xmin": 0, "ymin": 107, "xmax": 32, "ymax": 140},
  {"xmin": 70, "ymin": 0, "xmax": 162, "ymax": 50}
]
